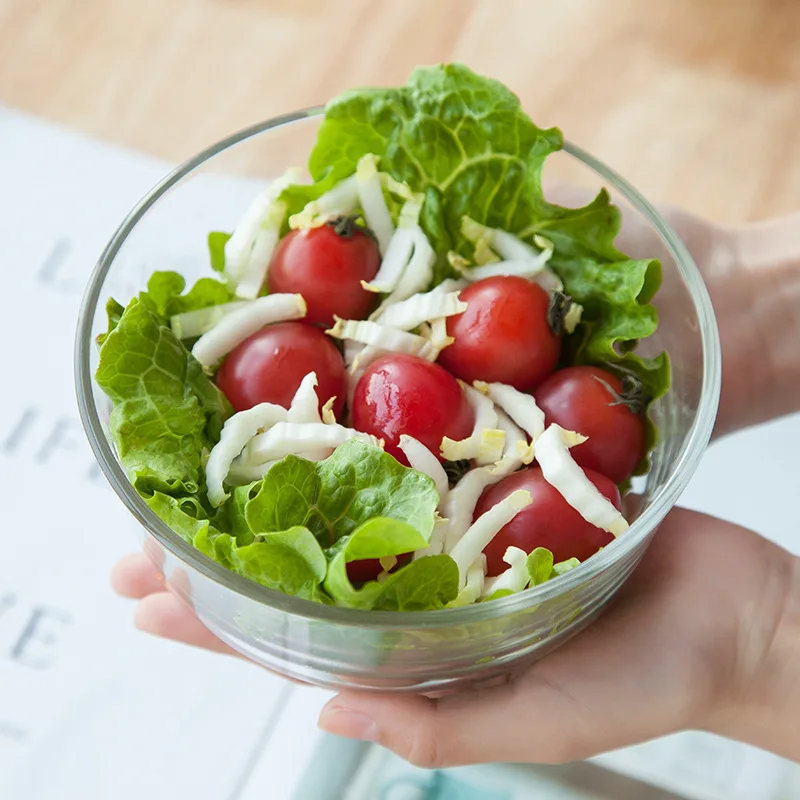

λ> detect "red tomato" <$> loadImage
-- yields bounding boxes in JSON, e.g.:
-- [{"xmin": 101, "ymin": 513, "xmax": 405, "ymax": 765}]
[
  {"xmin": 476, "ymin": 466, "xmax": 620, "ymax": 575},
  {"xmin": 535, "ymin": 366, "xmax": 646, "ymax": 484},
  {"xmin": 351, "ymin": 354, "xmax": 475, "ymax": 465},
  {"xmin": 216, "ymin": 321, "xmax": 346, "ymax": 417},
  {"xmin": 346, "ymin": 553, "xmax": 411, "ymax": 585},
  {"xmin": 266, "ymin": 219, "xmax": 380, "ymax": 326},
  {"xmin": 437, "ymin": 276, "xmax": 560, "ymax": 391}
]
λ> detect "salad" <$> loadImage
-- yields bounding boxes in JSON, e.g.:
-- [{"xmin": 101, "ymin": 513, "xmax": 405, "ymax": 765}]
[{"xmin": 95, "ymin": 64, "xmax": 669, "ymax": 611}]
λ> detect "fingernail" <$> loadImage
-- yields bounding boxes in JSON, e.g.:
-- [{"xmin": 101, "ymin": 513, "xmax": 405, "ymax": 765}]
[{"xmin": 318, "ymin": 706, "xmax": 379, "ymax": 742}]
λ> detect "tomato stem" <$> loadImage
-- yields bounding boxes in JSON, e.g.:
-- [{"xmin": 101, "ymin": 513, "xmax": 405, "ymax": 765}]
[
  {"xmin": 547, "ymin": 290, "xmax": 572, "ymax": 336},
  {"xmin": 442, "ymin": 459, "xmax": 471, "ymax": 487},
  {"xmin": 593, "ymin": 373, "xmax": 649, "ymax": 416},
  {"xmin": 326, "ymin": 214, "xmax": 376, "ymax": 242}
]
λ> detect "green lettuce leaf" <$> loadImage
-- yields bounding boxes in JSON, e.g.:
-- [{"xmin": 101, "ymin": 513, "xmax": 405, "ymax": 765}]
[
  {"xmin": 194, "ymin": 526, "xmax": 237, "ymax": 570},
  {"xmin": 207, "ymin": 232, "xmax": 231, "ymax": 273},
  {"xmin": 142, "ymin": 270, "xmax": 233, "ymax": 318},
  {"xmin": 527, "ymin": 548, "xmax": 582, "ymax": 585},
  {"xmin": 245, "ymin": 439, "xmax": 439, "ymax": 548},
  {"xmin": 527, "ymin": 547, "xmax": 555, "ymax": 586},
  {"xmin": 291, "ymin": 62, "xmax": 670, "ymax": 451},
  {"xmin": 96, "ymin": 297, "xmax": 230, "ymax": 497},
  {"xmin": 96, "ymin": 298, "xmax": 125, "ymax": 346},
  {"xmin": 551, "ymin": 557, "xmax": 581, "ymax": 577},
  {"xmin": 146, "ymin": 491, "xmax": 217, "ymax": 544},
  {"xmin": 323, "ymin": 518, "xmax": 458, "ymax": 610},
  {"xmin": 234, "ymin": 527, "xmax": 328, "ymax": 600},
  {"xmin": 193, "ymin": 523, "xmax": 328, "ymax": 601},
  {"xmin": 213, "ymin": 482, "xmax": 260, "ymax": 546}
]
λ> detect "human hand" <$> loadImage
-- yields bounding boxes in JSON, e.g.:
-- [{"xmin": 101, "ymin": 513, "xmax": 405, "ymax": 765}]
[{"xmin": 111, "ymin": 206, "xmax": 800, "ymax": 764}]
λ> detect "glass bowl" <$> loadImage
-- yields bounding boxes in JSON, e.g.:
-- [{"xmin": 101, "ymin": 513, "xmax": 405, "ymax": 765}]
[{"xmin": 75, "ymin": 109, "xmax": 721, "ymax": 693}]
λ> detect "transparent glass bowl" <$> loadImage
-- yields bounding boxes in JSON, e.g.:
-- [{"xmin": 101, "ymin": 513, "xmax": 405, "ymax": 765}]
[{"xmin": 75, "ymin": 109, "xmax": 721, "ymax": 693}]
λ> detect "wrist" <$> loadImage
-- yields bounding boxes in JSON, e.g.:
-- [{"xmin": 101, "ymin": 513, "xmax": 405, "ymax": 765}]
[
  {"xmin": 707, "ymin": 550, "xmax": 800, "ymax": 760},
  {"xmin": 706, "ymin": 215, "xmax": 800, "ymax": 435}
]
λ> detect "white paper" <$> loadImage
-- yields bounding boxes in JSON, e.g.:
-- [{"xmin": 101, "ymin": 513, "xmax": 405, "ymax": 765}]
[
  {"xmin": 0, "ymin": 108, "xmax": 329, "ymax": 800},
  {"xmin": 1, "ymin": 106, "xmax": 798, "ymax": 800}
]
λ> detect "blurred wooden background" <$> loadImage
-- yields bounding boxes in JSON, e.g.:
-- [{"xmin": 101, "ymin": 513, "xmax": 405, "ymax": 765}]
[{"xmin": 1, "ymin": 0, "xmax": 797, "ymax": 222}]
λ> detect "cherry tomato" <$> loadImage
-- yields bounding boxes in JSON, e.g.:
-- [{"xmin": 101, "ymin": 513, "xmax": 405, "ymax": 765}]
[
  {"xmin": 437, "ymin": 275, "xmax": 560, "ymax": 391},
  {"xmin": 266, "ymin": 218, "xmax": 380, "ymax": 326},
  {"xmin": 346, "ymin": 553, "xmax": 412, "ymax": 585},
  {"xmin": 534, "ymin": 366, "xmax": 646, "ymax": 484},
  {"xmin": 476, "ymin": 466, "xmax": 620, "ymax": 575},
  {"xmin": 216, "ymin": 321, "xmax": 346, "ymax": 417},
  {"xmin": 352, "ymin": 354, "xmax": 475, "ymax": 465}
]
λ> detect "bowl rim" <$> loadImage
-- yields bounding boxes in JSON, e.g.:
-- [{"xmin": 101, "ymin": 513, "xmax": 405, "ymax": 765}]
[{"xmin": 75, "ymin": 106, "xmax": 721, "ymax": 629}]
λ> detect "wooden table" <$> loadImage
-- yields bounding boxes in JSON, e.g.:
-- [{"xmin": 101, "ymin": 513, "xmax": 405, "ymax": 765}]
[{"xmin": 1, "ymin": 0, "xmax": 798, "ymax": 222}]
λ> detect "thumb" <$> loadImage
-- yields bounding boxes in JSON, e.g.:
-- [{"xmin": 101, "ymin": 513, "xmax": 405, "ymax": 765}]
[{"xmin": 318, "ymin": 663, "xmax": 607, "ymax": 768}]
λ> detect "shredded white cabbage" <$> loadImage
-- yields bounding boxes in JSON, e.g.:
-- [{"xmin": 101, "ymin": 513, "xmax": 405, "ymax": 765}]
[
  {"xmin": 374, "ymin": 290, "xmax": 466, "ymax": 331},
  {"xmin": 563, "ymin": 302, "xmax": 583, "ymax": 334},
  {"xmin": 320, "ymin": 396, "xmax": 338, "ymax": 425},
  {"xmin": 364, "ymin": 228, "xmax": 415, "ymax": 295},
  {"xmin": 495, "ymin": 409, "xmax": 529, "ymax": 463},
  {"xmin": 327, "ymin": 318, "xmax": 437, "ymax": 361},
  {"xmin": 170, "ymin": 300, "xmax": 252, "ymax": 340},
  {"xmin": 460, "ymin": 219, "xmax": 562, "ymax": 290},
  {"xmin": 356, "ymin": 154, "xmax": 394, "ymax": 255},
  {"xmin": 419, "ymin": 317, "xmax": 455, "ymax": 360},
  {"xmin": 191, "ymin": 293, "xmax": 306, "ymax": 368},
  {"xmin": 224, "ymin": 168, "xmax": 301, "ymax": 298},
  {"xmin": 533, "ymin": 269, "xmax": 565, "ymax": 293},
  {"xmin": 440, "ymin": 383, "xmax": 504, "ymax": 465},
  {"xmin": 473, "ymin": 238, "xmax": 500, "ymax": 266},
  {"xmin": 482, "ymin": 546, "xmax": 530, "ymax": 597},
  {"xmin": 450, "ymin": 556, "xmax": 486, "ymax": 606},
  {"xmin": 363, "ymin": 192, "xmax": 433, "ymax": 304},
  {"xmin": 242, "ymin": 422, "xmax": 379, "ymax": 471},
  {"xmin": 398, "ymin": 435, "xmax": 449, "ymax": 500},
  {"xmin": 475, "ymin": 381, "xmax": 546, "ymax": 446},
  {"xmin": 205, "ymin": 402, "xmax": 288, "ymax": 507},
  {"xmin": 349, "ymin": 345, "xmax": 390, "ymax": 378},
  {"xmin": 343, "ymin": 340, "xmax": 365, "ymax": 369},
  {"xmin": 462, "ymin": 217, "xmax": 549, "ymax": 265},
  {"xmin": 288, "ymin": 175, "xmax": 359, "ymax": 230},
  {"xmin": 377, "ymin": 227, "xmax": 435, "ymax": 310},
  {"xmin": 536, "ymin": 424, "xmax": 629, "ymax": 537},
  {"xmin": 375, "ymin": 555, "xmax": 399, "ymax": 583},
  {"xmin": 447, "ymin": 251, "xmax": 473, "ymax": 271},
  {"xmin": 431, "ymin": 276, "xmax": 468, "ymax": 295},
  {"xmin": 441, "ymin": 456, "xmax": 519, "ymax": 552},
  {"xmin": 379, "ymin": 172, "xmax": 414, "ymax": 201},
  {"xmin": 449, "ymin": 489, "xmax": 532, "ymax": 586},
  {"xmin": 458, "ymin": 258, "xmax": 562, "ymax": 291},
  {"xmin": 286, "ymin": 372, "xmax": 321, "ymax": 424},
  {"xmin": 413, "ymin": 516, "xmax": 449, "ymax": 560}
]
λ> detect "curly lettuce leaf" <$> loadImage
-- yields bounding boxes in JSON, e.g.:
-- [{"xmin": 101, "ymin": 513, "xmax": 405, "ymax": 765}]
[
  {"xmin": 194, "ymin": 525, "xmax": 328, "ymax": 600},
  {"xmin": 146, "ymin": 492, "xmax": 217, "ymax": 545},
  {"xmin": 96, "ymin": 297, "xmax": 125, "ymax": 346},
  {"xmin": 293, "ymin": 62, "xmax": 670, "ymax": 449},
  {"xmin": 245, "ymin": 439, "xmax": 439, "ymax": 548},
  {"xmin": 213, "ymin": 482, "xmax": 260, "ymax": 546},
  {"xmin": 148, "ymin": 489, "xmax": 328, "ymax": 600},
  {"xmin": 323, "ymin": 518, "xmax": 458, "ymax": 610},
  {"xmin": 96, "ymin": 297, "xmax": 230, "ymax": 497},
  {"xmin": 142, "ymin": 270, "xmax": 234, "ymax": 318}
]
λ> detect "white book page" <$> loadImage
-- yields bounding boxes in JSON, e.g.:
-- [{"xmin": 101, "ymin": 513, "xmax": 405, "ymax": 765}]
[{"xmin": 0, "ymin": 108, "xmax": 329, "ymax": 800}]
